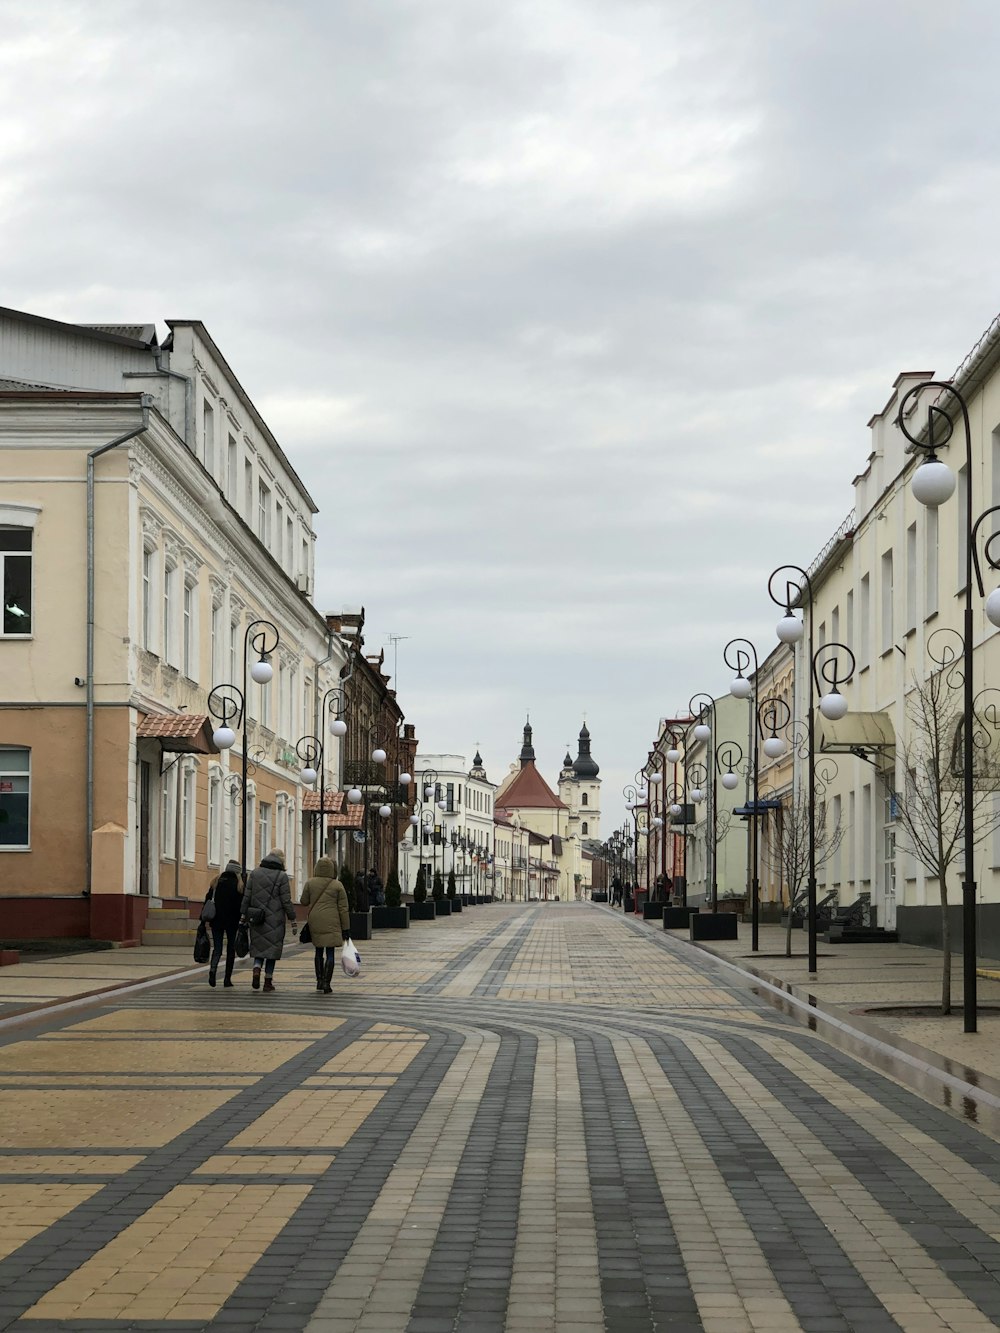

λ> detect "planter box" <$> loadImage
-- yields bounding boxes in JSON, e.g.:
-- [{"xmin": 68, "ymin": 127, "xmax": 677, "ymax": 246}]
[
  {"xmin": 663, "ymin": 906, "xmax": 699, "ymax": 930},
  {"xmin": 434, "ymin": 899, "xmax": 452, "ymax": 917},
  {"xmin": 410, "ymin": 901, "xmax": 436, "ymax": 922},
  {"xmin": 591, "ymin": 891, "xmax": 609, "ymax": 903},
  {"xmin": 642, "ymin": 902, "xmax": 665, "ymax": 921},
  {"xmin": 717, "ymin": 898, "xmax": 746, "ymax": 915},
  {"xmin": 690, "ymin": 912, "xmax": 738, "ymax": 941},
  {"xmin": 349, "ymin": 910, "xmax": 373, "ymax": 941},
  {"xmin": 449, "ymin": 898, "xmax": 462, "ymax": 913},
  {"xmin": 372, "ymin": 906, "xmax": 409, "ymax": 929},
  {"xmin": 623, "ymin": 895, "xmax": 635, "ymax": 914}
]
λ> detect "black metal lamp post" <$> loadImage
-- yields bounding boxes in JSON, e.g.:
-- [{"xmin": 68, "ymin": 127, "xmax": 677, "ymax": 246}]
[
  {"xmin": 663, "ymin": 779, "xmax": 686, "ymax": 903},
  {"xmin": 623, "ymin": 781, "xmax": 645, "ymax": 907},
  {"xmin": 316, "ymin": 686, "xmax": 349, "ymax": 860},
  {"xmin": 898, "ymin": 379, "xmax": 1000, "ymax": 1032},
  {"xmin": 714, "ymin": 741, "xmax": 744, "ymax": 914},
  {"xmin": 207, "ymin": 618, "xmax": 280, "ymax": 873},
  {"xmin": 725, "ymin": 637, "xmax": 762, "ymax": 949}
]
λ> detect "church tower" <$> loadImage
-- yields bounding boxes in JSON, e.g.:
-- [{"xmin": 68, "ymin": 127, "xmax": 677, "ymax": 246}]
[{"xmin": 558, "ymin": 721, "xmax": 601, "ymax": 842}]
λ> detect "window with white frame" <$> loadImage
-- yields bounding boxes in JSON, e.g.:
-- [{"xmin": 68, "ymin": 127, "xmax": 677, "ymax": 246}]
[
  {"xmin": 859, "ymin": 574, "xmax": 870, "ymax": 665},
  {"xmin": 208, "ymin": 768, "xmax": 223, "ymax": 866},
  {"xmin": 957, "ymin": 464, "xmax": 969, "ymax": 591},
  {"xmin": 286, "ymin": 516, "xmax": 294, "ymax": 571},
  {"xmin": 906, "ymin": 522, "xmax": 917, "ymax": 632},
  {"xmin": 163, "ymin": 560, "xmax": 177, "ymax": 665},
  {"xmin": 275, "ymin": 501, "xmax": 284, "ymax": 565},
  {"xmin": 246, "ymin": 787, "xmax": 256, "ymax": 864},
  {"xmin": 925, "ymin": 507, "xmax": 939, "ymax": 618},
  {"xmin": 1, "ymin": 527, "xmax": 32, "ymax": 636},
  {"xmin": 202, "ymin": 399, "xmax": 215, "ymax": 476},
  {"xmin": 211, "ymin": 598, "xmax": 223, "ymax": 683},
  {"xmin": 162, "ymin": 763, "xmax": 178, "ymax": 859},
  {"xmin": 183, "ymin": 576, "xmax": 198, "ymax": 679},
  {"xmin": 257, "ymin": 480, "xmax": 271, "ymax": 544},
  {"xmin": 277, "ymin": 661, "xmax": 286, "ymax": 738},
  {"xmin": 228, "ymin": 435, "xmax": 239, "ymax": 504},
  {"xmin": 229, "ymin": 616, "xmax": 239, "ymax": 684},
  {"xmin": 244, "ymin": 459, "xmax": 253, "ymax": 518},
  {"xmin": 226, "ymin": 789, "xmax": 238, "ymax": 863},
  {"xmin": 880, "ymin": 550, "xmax": 893, "ymax": 655},
  {"xmin": 845, "ymin": 589, "xmax": 854, "ymax": 650},
  {"xmin": 259, "ymin": 801, "xmax": 272, "ymax": 855},
  {"xmin": 182, "ymin": 763, "xmax": 196, "ymax": 862},
  {"xmin": 142, "ymin": 544, "xmax": 155, "ymax": 651},
  {"xmin": 0, "ymin": 747, "xmax": 30, "ymax": 848}
]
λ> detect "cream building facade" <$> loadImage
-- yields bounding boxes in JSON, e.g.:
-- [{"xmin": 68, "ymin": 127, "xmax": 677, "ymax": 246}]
[
  {"xmin": 406, "ymin": 752, "xmax": 497, "ymax": 897},
  {"xmin": 0, "ymin": 307, "xmax": 349, "ymax": 940}
]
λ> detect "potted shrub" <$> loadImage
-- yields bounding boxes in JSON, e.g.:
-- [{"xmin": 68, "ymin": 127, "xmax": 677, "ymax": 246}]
[
  {"xmin": 373, "ymin": 868, "xmax": 409, "ymax": 929},
  {"xmin": 410, "ymin": 864, "xmax": 435, "ymax": 922},
  {"xmin": 433, "ymin": 868, "xmax": 451, "ymax": 916},
  {"xmin": 342, "ymin": 864, "xmax": 372, "ymax": 940},
  {"xmin": 447, "ymin": 867, "xmax": 462, "ymax": 913}
]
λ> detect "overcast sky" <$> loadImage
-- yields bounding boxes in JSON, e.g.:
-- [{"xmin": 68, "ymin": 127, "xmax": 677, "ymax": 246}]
[{"xmin": 3, "ymin": 0, "xmax": 1000, "ymax": 829}]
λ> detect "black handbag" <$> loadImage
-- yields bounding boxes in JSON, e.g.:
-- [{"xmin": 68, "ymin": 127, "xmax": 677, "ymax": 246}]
[
  {"xmin": 193, "ymin": 921, "xmax": 211, "ymax": 965},
  {"xmin": 235, "ymin": 924, "xmax": 250, "ymax": 958},
  {"xmin": 299, "ymin": 921, "xmax": 312, "ymax": 945}
]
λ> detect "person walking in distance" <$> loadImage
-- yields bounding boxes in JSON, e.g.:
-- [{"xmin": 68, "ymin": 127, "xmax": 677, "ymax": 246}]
[
  {"xmin": 299, "ymin": 856, "xmax": 351, "ymax": 994},
  {"xmin": 206, "ymin": 858, "xmax": 244, "ymax": 987},
  {"xmin": 241, "ymin": 847, "xmax": 296, "ymax": 993}
]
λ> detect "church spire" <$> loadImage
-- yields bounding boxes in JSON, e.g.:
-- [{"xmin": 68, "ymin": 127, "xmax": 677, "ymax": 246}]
[
  {"xmin": 573, "ymin": 720, "xmax": 600, "ymax": 778},
  {"xmin": 519, "ymin": 717, "xmax": 535, "ymax": 766}
]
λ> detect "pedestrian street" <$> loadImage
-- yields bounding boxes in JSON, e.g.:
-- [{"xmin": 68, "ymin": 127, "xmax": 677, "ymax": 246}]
[{"xmin": 2, "ymin": 904, "xmax": 1000, "ymax": 1333}]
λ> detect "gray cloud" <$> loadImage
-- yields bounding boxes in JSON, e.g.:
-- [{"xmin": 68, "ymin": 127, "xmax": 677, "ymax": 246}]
[{"xmin": 1, "ymin": 0, "xmax": 999, "ymax": 821}]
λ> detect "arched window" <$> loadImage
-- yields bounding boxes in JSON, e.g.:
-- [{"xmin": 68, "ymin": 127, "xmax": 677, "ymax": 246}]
[
  {"xmin": 581, "ymin": 792, "xmax": 588, "ymax": 806},
  {"xmin": 582, "ymin": 821, "xmax": 589, "ymax": 835}
]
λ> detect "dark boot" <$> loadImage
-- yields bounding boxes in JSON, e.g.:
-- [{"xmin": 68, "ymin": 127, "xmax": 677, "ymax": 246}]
[
  {"xmin": 208, "ymin": 966, "xmax": 217, "ymax": 988},
  {"xmin": 252, "ymin": 967, "xmax": 261, "ymax": 990},
  {"xmin": 223, "ymin": 959, "xmax": 234, "ymax": 988},
  {"xmin": 263, "ymin": 976, "xmax": 275, "ymax": 993},
  {"xmin": 314, "ymin": 953, "xmax": 324, "ymax": 992},
  {"xmin": 322, "ymin": 960, "xmax": 335, "ymax": 994}
]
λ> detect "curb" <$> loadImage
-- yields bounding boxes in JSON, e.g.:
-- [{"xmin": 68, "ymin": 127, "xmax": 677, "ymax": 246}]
[{"xmin": 0, "ymin": 960, "xmax": 211, "ymax": 1032}]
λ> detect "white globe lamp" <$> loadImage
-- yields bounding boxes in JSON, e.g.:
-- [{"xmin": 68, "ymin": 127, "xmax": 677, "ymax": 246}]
[
  {"xmin": 379, "ymin": 804, "xmax": 392, "ymax": 819},
  {"xmin": 437, "ymin": 799, "xmax": 447, "ymax": 810},
  {"xmin": 399, "ymin": 772, "xmax": 412, "ymax": 787},
  {"xmin": 912, "ymin": 457, "xmax": 956, "ymax": 507},
  {"xmin": 347, "ymin": 787, "xmax": 363, "ymax": 804},
  {"xmin": 213, "ymin": 726, "xmax": 236, "ymax": 750},
  {"xmin": 424, "ymin": 785, "xmax": 434, "ymax": 799},
  {"xmin": 372, "ymin": 748, "xmax": 387, "ymax": 764},
  {"xmin": 251, "ymin": 657, "xmax": 273, "ymax": 684},
  {"xmin": 776, "ymin": 614, "xmax": 804, "ymax": 645},
  {"xmin": 692, "ymin": 787, "xmax": 704, "ymax": 803},
  {"xmin": 409, "ymin": 813, "xmax": 419, "ymax": 826},
  {"xmin": 693, "ymin": 722, "xmax": 711, "ymax": 743},
  {"xmin": 731, "ymin": 676, "xmax": 752, "ymax": 700},
  {"xmin": 763, "ymin": 735, "xmax": 786, "ymax": 759},
  {"xmin": 670, "ymin": 802, "xmax": 682, "ymax": 817},
  {"xmin": 652, "ymin": 816, "xmax": 663, "ymax": 828},
  {"xmin": 986, "ymin": 588, "xmax": 1000, "ymax": 628},
  {"xmin": 300, "ymin": 766, "xmax": 318, "ymax": 786},
  {"xmin": 666, "ymin": 747, "xmax": 680, "ymax": 765},
  {"xmin": 649, "ymin": 772, "xmax": 662, "ymax": 784},
  {"xmin": 625, "ymin": 801, "xmax": 634, "ymax": 812},
  {"xmin": 330, "ymin": 717, "xmax": 347, "ymax": 737},
  {"xmin": 722, "ymin": 770, "xmax": 739, "ymax": 791},
  {"xmin": 819, "ymin": 689, "xmax": 848, "ymax": 721}
]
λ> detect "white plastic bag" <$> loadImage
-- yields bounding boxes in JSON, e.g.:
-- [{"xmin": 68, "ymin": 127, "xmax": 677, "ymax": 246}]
[{"xmin": 341, "ymin": 937, "xmax": 362, "ymax": 977}]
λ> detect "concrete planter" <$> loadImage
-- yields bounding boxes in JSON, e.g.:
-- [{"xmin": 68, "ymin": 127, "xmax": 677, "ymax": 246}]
[
  {"xmin": 371, "ymin": 906, "xmax": 410, "ymax": 929},
  {"xmin": 663, "ymin": 906, "xmax": 699, "ymax": 930},
  {"xmin": 349, "ymin": 910, "xmax": 373, "ymax": 941},
  {"xmin": 642, "ymin": 902, "xmax": 665, "ymax": 921},
  {"xmin": 449, "ymin": 898, "xmax": 462, "ymax": 913},
  {"xmin": 591, "ymin": 891, "xmax": 609, "ymax": 903},
  {"xmin": 434, "ymin": 899, "xmax": 452, "ymax": 917},
  {"xmin": 690, "ymin": 912, "xmax": 738, "ymax": 941},
  {"xmin": 410, "ymin": 902, "xmax": 436, "ymax": 922}
]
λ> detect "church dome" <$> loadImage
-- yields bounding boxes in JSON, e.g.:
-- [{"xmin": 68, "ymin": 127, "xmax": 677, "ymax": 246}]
[{"xmin": 572, "ymin": 722, "xmax": 600, "ymax": 778}]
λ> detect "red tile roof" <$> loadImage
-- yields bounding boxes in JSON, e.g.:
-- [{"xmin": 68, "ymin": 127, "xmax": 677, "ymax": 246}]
[
  {"xmin": 495, "ymin": 761, "xmax": 566, "ymax": 810},
  {"xmin": 136, "ymin": 712, "xmax": 216, "ymax": 753},
  {"xmin": 302, "ymin": 790, "xmax": 346, "ymax": 814},
  {"xmin": 327, "ymin": 802, "xmax": 365, "ymax": 830}
]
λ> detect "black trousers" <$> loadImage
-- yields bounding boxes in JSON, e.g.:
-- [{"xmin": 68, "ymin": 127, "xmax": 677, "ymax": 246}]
[{"xmin": 210, "ymin": 922, "xmax": 237, "ymax": 978}]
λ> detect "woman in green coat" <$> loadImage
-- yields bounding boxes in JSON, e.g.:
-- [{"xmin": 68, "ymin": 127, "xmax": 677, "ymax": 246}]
[{"xmin": 299, "ymin": 856, "xmax": 351, "ymax": 994}]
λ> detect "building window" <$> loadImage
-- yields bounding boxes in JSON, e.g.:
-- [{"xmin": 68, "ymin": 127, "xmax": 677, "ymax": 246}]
[
  {"xmin": 202, "ymin": 399, "xmax": 215, "ymax": 475},
  {"xmin": 183, "ymin": 578, "xmax": 197, "ymax": 678},
  {"xmin": 286, "ymin": 517, "xmax": 294, "ymax": 571},
  {"xmin": 142, "ymin": 545, "xmax": 154, "ymax": 650},
  {"xmin": 446, "ymin": 783, "xmax": 455, "ymax": 812},
  {"xmin": 0, "ymin": 747, "xmax": 30, "ymax": 848},
  {"xmin": 906, "ymin": 522, "xmax": 917, "ymax": 632},
  {"xmin": 581, "ymin": 792, "xmax": 588, "ymax": 806},
  {"xmin": 582, "ymin": 821, "xmax": 589, "ymax": 835},
  {"xmin": 230, "ymin": 616, "xmax": 239, "ymax": 683},
  {"xmin": 880, "ymin": 550, "xmax": 893, "ymax": 655},
  {"xmin": 1, "ymin": 527, "xmax": 32, "ymax": 636},
  {"xmin": 244, "ymin": 459, "xmax": 253, "ymax": 517},
  {"xmin": 182, "ymin": 764, "xmax": 196, "ymax": 862},
  {"xmin": 163, "ymin": 560, "xmax": 177, "ymax": 664},
  {"xmin": 211, "ymin": 599, "xmax": 223, "ymax": 682},
  {"xmin": 208, "ymin": 770, "xmax": 223, "ymax": 866},
  {"xmin": 259, "ymin": 801, "xmax": 272, "ymax": 854},
  {"xmin": 257, "ymin": 480, "xmax": 271, "ymax": 544},
  {"xmin": 162, "ymin": 764, "xmax": 178, "ymax": 859},
  {"xmin": 925, "ymin": 507, "xmax": 939, "ymax": 618},
  {"xmin": 275, "ymin": 501, "xmax": 284, "ymax": 564},
  {"xmin": 228, "ymin": 435, "xmax": 239, "ymax": 503},
  {"xmin": 859, "ymin": 573, "xmax": 870, "ymax": 665},
  {"xmin": 845, "ymin": 589, "xmax": 854, "ymax": 650}
]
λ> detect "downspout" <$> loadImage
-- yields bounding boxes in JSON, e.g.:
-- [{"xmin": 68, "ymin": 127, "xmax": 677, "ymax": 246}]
[{"xmin": 86, "ymin": 401, "xmax": 151, "ymax": 896}]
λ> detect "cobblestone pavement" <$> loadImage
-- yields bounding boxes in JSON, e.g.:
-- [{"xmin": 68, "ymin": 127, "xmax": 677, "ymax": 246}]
[{"xmin": 3, "ymin": 904, "xmax": 1000, "ymax": 1333}]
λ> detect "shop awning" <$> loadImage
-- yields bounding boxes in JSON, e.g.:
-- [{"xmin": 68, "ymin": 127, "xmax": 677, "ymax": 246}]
[
  {"xmin": 819, "ymin": 710, "xmax": 895, "ymax": 758},
  {"xmin": 136, "ymin": 712, "xmax": 217, "ymax": 754},
  {"xmin": 732, "ymin": 798, "xmax": 783, "ymax": 818}
]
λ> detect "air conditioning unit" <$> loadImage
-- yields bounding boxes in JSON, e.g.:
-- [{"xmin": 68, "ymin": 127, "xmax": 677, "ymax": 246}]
[{"xmin": 296, "ymin": 573, "xmax": 312, "ymax": 596}]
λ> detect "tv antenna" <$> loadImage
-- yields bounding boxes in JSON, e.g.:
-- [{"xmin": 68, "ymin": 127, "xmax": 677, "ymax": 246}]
[{"xmin": 388, "ymin": 634, "xmax": 410, "ymax": 688}]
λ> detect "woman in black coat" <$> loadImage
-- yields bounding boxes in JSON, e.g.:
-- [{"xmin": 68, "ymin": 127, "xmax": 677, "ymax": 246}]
[{"xmin": 205, "ymin": 859, "xmax": 245, "ymax": 987}]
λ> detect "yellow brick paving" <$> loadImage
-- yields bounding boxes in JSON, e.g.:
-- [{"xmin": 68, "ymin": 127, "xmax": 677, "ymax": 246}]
[{"xmin": 2, "ymin": 1186, "xmax": 101, "ymax": 1260}]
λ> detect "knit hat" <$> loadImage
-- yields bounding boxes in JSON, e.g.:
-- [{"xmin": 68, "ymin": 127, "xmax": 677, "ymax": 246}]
[{"xmin": 265, "ymin": 847, "xmax": 286, "ymax": 866}]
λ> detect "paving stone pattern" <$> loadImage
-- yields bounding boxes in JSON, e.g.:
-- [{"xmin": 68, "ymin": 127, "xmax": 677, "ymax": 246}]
[{"xmin": 1, "ymin": 904, "xmax": 1000, "ymax": 1331}]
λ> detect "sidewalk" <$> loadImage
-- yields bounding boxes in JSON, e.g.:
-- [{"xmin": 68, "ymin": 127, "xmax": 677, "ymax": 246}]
[
  {"xmin": 0, "ymin": 944, "xmax": 201, "ymax": 1021},
  {"xmin": 631, "ymin": 913, "xmax": 1000, "ymax": 1088}
]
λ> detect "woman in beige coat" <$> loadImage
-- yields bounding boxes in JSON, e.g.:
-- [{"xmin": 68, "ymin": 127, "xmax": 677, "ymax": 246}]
[{"xmin": 299, "ymin": 856, "xmax": 351, "ymax": 994}]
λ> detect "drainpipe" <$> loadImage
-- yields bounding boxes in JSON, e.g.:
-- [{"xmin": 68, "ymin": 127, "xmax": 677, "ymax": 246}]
[{"xmin": 86, "ymin": 401, "xmax": 151, "ymax": 896}]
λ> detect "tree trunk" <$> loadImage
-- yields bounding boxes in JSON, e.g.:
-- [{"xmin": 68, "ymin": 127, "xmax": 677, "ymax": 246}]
[
  {"xmin": 785, "ymin": 896, "xmax": 794, "ymax": 958},
  {"xmin": 940, "ymin": 876, "xmax": 951, "ymax": 1015}
]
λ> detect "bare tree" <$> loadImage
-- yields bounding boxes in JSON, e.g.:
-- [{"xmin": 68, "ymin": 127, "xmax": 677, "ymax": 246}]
[
  {"xmin": 894, "ymin": 665, "xmax": 1000, "ymax": 1013},
  {"xmin": 761, "ymin": 789, "xmax": 846, "ymax": 958}
]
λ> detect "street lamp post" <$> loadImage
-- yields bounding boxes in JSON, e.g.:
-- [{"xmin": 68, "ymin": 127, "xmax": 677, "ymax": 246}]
[
  {"xmin": 207, "ymin": 618, "xmax": 280, "ymax": 873},
  {"xmin": 317, "ymin": 686, "xmax": 349, "ymax": 861},
  {"xmin": 725, "ymin": 637, "xmax": 762, "ymax": 950},
  {"xmin": 898, "ymin": 379, "xmax": 1000, "ymax": 1032},
  {"xmin": 714, "ymin": 740, "xmax": 744, "ymax": 914}
]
